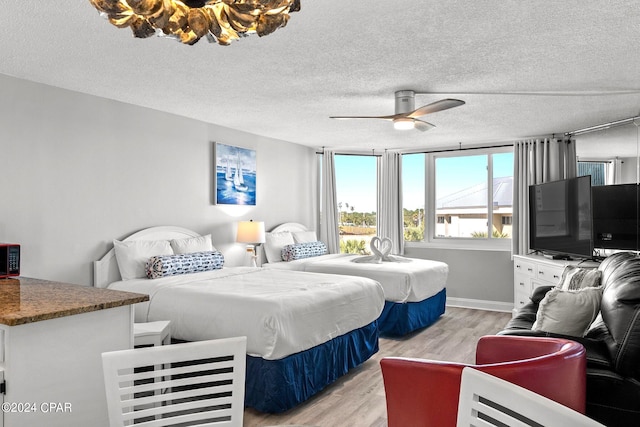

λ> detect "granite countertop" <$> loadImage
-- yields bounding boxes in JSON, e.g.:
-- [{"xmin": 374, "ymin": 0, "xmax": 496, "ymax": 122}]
[{"xmin": 0, "ymin": 277, "xmax": 149, "ymax": 326}]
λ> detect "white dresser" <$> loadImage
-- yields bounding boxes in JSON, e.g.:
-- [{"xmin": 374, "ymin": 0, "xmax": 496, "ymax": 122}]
[{"xmin": 512, "ymin": 255, "xmax": 585, "ymax": 313}]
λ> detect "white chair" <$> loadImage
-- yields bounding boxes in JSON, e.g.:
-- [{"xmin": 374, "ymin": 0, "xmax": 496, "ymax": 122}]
[
  {"xmin": 102, "ymin": 336, "xmax": 247, "ymax": 427},
  {"xmin": 456, "ymin": 367, "xmax": 605, "ymax": 427}
]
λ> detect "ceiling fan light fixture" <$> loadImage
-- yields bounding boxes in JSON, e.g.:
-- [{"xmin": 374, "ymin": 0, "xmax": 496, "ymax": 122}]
[{"xmin": 393, "ymin": 118, "xmax": 415, "ymax": 130}]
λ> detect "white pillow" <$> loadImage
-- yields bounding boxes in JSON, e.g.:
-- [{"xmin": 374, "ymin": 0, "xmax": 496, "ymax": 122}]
[
  {"xmin": 170, "ymin": 234, "xmax": 215, "ymax": 254},
  {"xmin": 113, "ymin": 239, "xmax": 173, "ymax": 281},
  {"xmin": 558, "ymin": 265, "xmax": 602, "ymax": 290},
  {"xmin": 264, "ymin": 231, "xmax": 295, "ymax": 263},
  {"xmin": 532, "ymin": 286, "xmax": 603, "ymax": 336},
  {"xmin": 292, "ymin": 230, "xmax": 318, "ymax": 243}
]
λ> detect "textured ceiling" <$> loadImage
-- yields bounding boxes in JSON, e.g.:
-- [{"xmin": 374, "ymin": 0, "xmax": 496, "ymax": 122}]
[{"xmin": 2, "ymin": 1, "xmax": 639, "ymax": 155}]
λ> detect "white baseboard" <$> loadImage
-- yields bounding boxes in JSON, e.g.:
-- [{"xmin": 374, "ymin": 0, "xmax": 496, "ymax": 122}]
[{"xmin": 446, "ymin": 297, "xmax": 513, "ymax": 313}]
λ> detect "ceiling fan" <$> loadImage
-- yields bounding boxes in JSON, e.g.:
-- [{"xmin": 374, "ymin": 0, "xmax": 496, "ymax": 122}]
[{"xmin": 330, "ymin": 90, "xmax": 465, "ymax": 131}]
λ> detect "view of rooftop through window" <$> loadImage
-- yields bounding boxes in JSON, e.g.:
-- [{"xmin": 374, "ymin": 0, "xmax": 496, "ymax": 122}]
[
  {"xmin": 333, "ymin": 151, "xmax": 514, "ymax": 252},
  {"xmin": 403, "ymin": 151, "xmax": 514, "ymax": 242}
]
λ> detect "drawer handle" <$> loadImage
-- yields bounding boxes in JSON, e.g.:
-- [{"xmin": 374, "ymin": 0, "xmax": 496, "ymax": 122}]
[
  {"xmin": 516, "ymin": 264, "xmax": 521, "ymax": 269},
  {"xmin": 553, "ymin": 274, "xmax": 560, "ymax": 279},
  {"xmin": 527, "ymin": 268, "xmax": 533, "ymax": 272},
  {"xmin": 518, "ymin": 282, "xmax": 525, "ymax": 287},
  {"xmin": 539, "ymin": 271, "xmax": 544, "ymax": 275}
]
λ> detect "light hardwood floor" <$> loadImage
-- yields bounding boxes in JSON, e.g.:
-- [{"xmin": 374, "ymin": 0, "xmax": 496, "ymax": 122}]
[{"xmin": 243, "ymin": 307, "xmax": 512, "ymax": 427}]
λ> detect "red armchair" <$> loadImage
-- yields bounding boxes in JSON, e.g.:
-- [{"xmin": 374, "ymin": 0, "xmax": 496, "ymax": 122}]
[{"xmin": 380, "ymin": 335, "xmax": 587, "ymax": 427}]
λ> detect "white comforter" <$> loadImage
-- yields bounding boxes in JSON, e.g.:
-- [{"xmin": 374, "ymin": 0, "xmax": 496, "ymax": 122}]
[
  {"xmin": 108, "ymin": 267, "xmax": 384, "ymax": 360},
  {"xmin": 263, "ymin": 254, "xmax": 448, "ymax": 303}
]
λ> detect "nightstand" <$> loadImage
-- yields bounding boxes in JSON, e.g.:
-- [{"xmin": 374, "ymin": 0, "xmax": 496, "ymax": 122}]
[{"xmin": 133, "ymin": 320, "xmax": 171, "ymax": 347}]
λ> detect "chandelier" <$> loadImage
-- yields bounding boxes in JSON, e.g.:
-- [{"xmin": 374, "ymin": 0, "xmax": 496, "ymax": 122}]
[{"xmin": 89, "ymin": 0, "xmax": 301, "ymax": 45}]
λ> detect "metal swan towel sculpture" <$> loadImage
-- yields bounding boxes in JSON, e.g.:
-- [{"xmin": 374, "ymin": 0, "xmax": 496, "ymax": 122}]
[{"xmin": 351, "ymin": 236, "xmax": 411, "ymax": 264}]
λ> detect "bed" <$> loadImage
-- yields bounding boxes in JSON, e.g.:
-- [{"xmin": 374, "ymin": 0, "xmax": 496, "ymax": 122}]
[
  {"xmin": 260, "ymin": 222, "xmax": 448, "ymax": 336},
  {"xmin": 93, "ymin": 226, "xmax": 385, "ymax": 413}
]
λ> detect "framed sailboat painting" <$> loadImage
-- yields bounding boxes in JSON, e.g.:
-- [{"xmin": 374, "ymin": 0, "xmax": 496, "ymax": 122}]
[{"xmin": 214, "ymin": 143, "xmax": 257, "ymax": 205}]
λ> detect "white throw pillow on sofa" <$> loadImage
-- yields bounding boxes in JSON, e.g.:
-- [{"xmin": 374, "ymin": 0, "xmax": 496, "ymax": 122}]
[
  {"xmin": 558, "ymin": 265, "xmax": 602, "ymax": 290},
  {"xmin": 532, "ymin": 286, "xmax": 603, "ymax": 336}
]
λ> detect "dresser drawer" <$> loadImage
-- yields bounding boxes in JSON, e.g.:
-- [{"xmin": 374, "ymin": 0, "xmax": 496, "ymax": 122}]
[
  {"xmin": 514, "ymin": 272, "xmax": 531, "ymax": 294},
  {"xmin": 514, "ymin": 288, "xmax": 532, "ymax": 310},
  {"xmin": 514, "ymin": 260, "xmax": 535, "ymax": 278},
  {"xmin": 536, "ymin": 264, "xmax": 564, "ymax": 285}
]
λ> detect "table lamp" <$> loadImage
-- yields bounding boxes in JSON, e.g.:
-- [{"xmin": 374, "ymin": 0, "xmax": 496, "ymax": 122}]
[{"xmin": 236, "ymin": 220, "xmax": 266, "ymax": 267}]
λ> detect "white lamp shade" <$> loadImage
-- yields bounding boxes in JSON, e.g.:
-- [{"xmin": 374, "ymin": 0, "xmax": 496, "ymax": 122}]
[{"xmin": 236, "ymin": 220, "xmax": 266, "ymax": 244}]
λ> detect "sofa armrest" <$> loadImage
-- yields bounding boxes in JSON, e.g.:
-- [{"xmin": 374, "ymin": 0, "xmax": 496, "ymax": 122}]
[
  {"xmin": 531, "ymin": 285, "xmax": 554, "ymax": 303},
  {"xmin": 496, "ymin": 331, "xmax": 612, "ymax": 370}
]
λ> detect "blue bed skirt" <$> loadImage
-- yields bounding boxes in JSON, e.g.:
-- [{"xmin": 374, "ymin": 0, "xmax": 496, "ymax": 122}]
[
  {"xmin": 244, "ymin": 320, "xmax": 379, "ymax": 413},
  {"xmin": 378, "ymin": 288, "xmax": 446, "ymax": 337}
]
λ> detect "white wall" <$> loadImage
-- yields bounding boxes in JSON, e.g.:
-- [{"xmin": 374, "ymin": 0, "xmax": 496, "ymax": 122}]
[
  {"xmin": 406, "ymin": 246, "xmax": 514, "ymax": 310},
  {"xmin": 0, "ymin": 74, "xmax": 317, "ymax": 285},
  {"xmin": 620, "ymin": 156, "xmax": 639, "ymax": 184}
]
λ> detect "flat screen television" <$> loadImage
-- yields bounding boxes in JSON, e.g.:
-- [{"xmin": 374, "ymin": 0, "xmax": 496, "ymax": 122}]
[
  {"xmin": 529, "ymin": 176, "xmax": 593, "ymax": 259},
  {"xmin": 592, "ymin": 183, "xmax": 640, "ymax": 251}
]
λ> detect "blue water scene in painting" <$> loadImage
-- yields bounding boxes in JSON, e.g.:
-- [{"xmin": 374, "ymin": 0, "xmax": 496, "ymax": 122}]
[
  {"xmin": 215, "ymin": 143, "xmax": 257, "ymax": 205},
  {"xmin": 216, "ymin": 170, "xmax": 256, "ymax": 205}
]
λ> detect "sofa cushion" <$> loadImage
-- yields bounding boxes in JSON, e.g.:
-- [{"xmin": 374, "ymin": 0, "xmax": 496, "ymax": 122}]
[
  {"xmin": 532, "ymin": 287, "xmax": 603, "ymax": 337},
  {"xmin": 559, "ymin": 265, "xmax": 602, "ymax": 290}
]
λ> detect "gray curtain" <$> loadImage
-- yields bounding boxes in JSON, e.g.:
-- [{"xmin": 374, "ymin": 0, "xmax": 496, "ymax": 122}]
[
  {"xmin": 512, "ymin": 138, "xmax": 577, "ymax": 256},
  {"xmin": 320, "ymin": 150, "xmax": 340, "ymax": 253},
  {"xmin": 377, "ymin": 151, "xmax": 404, "ymax": 254}
]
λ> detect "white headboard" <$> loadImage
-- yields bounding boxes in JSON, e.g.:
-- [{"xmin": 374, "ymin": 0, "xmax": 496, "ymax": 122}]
[
  {"xmin": 269, "ymin": 222, "xmax": 309, "ymax": 234},
  {"xmin": 93, "ymin": 226, "xmax": 202, "ymax": 288},
  {"xmin": 257, "ymin": 222, "xmax": 310, "ymax": 265}
]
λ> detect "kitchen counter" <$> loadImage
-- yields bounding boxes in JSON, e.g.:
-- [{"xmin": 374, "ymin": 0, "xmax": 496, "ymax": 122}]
[
  {"xmin": 0, "ymin": 277, "xmax": 148, "ymax": 326},
  {"xmin": 0, "ymin": 277, "xmax": 149, "ymax": 427}
]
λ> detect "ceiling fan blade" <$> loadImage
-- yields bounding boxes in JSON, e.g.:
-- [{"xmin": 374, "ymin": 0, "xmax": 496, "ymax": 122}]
[
  {"xmin": 413, "ymin": 119, "xmax": 435, "ymax": 132},
  {"xmin": 329, "ymin": 115, "xmax": 395, "ymax": 120},
  {"xmin": 407, "ymin": 98, "xmax": 465, "ymax": 118}
]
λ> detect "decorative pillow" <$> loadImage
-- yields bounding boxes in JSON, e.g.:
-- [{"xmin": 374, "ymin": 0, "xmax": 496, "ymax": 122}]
[
  {"xmin": 170, "ymin": 234, "xmax": 215, "ymax": 254},
  {"xmin": 113, "ymin": 239, "xmax": 173, "ymax": 281},
  {"xmin": 281, "ymin": 241, "xmax": 328, "ymax": 261},
  {"xmin": 558, "ymin": 265, "xmax": 602, "ymax": 290},
  {"xmin": 292, "ymin": 230, "xmax": 318, "ymax": 243},
  {"xmin": 264, "ymin": 231, "xmax": 295, "ymax": 263},
  {"xmin": 145, "ymin": 251, "xmax": 225, "ymax": 279},
  {"xmin": 532, "ymin": 286, "xmax": 603, "ymax": 336}
]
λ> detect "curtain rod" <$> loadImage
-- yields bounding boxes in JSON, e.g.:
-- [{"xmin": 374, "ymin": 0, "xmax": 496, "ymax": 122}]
[
  {"xmin": 565, "ymin": 115, "xmax": 640, "ymax": 137},
  {"xmin": 400, "ymin": 143, "xmax": 514, "ymax": 155},
  {"xmin": 316, "ymin": 143, "xmax": 514, "ymax": 156},
  {"xmin": 315, "ymin": 150, "xmax": 381, "ymax": 157}
]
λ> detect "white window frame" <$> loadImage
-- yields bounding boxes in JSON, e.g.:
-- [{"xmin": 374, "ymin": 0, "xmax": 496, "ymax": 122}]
[{"xmin": 405, "ymin": 146, "xmax": 513, "ymax": 251}]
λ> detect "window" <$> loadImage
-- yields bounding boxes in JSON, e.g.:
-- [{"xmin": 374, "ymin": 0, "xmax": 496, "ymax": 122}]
[
  {"xmin": 403, "ymin": 148, "xmax": 514, "ymax": 247},
  {"xmin": 334, "ymin": 155, "xmax": 377, "ymax": 254},
  {"xmin": 578, "ymin": 161, "xmax": 607, "ymax": 186}
]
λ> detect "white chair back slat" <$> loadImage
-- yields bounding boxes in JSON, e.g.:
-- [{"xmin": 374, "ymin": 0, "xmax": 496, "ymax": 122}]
[
  {"xmin": 103, "ymin": 337, "xmax": 246, "ymax": 427},
  {"xmin": 456, "ymin": 367, "xmax": 605, "ymax": 427}
]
